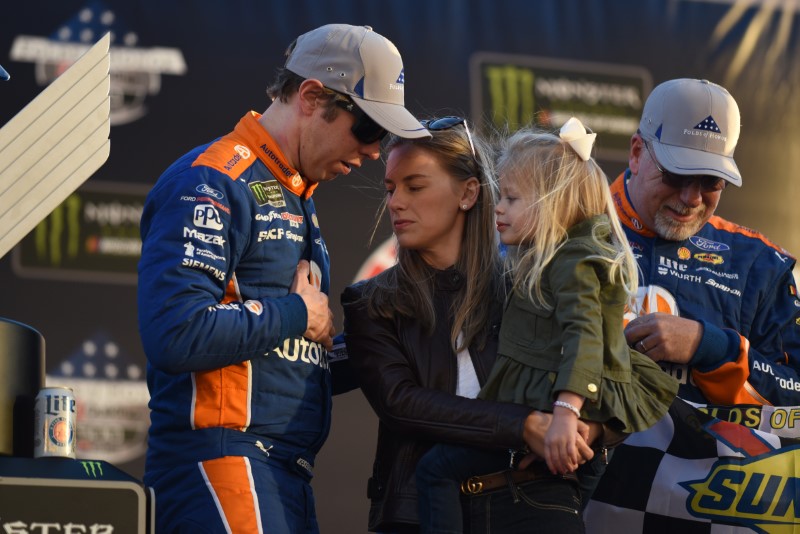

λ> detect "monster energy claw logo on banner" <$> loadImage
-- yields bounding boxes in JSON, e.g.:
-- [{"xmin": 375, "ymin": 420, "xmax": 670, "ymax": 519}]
[
  {"xmin": 12, "ymin": 182, "xmax": 149, "ymax": 284},
  {"xmin": 469, "ymin": 52, "xmax": 652, "ymax": 161}
]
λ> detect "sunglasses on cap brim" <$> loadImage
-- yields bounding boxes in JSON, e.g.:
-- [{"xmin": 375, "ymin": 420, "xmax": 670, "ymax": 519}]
[
  {"xmin": 334, "ymin": 98, "xmax": 388, "ymax": 145},
  {"xmin": 642, "ymin": 138, "xmax": 726, "ymax": 193}
]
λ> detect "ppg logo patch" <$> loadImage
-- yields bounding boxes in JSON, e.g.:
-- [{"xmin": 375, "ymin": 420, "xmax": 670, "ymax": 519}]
[{"xmin": 193, "ymin": 205, "xmax": 223, "ymax": 230}]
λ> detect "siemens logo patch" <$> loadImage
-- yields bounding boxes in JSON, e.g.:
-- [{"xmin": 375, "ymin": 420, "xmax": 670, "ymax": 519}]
[{"xmin": 182, "ymin": 258, "xmax": 226, "ymax": 280}]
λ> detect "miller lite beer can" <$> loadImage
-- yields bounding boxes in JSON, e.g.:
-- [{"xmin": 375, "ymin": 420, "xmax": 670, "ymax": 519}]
[{"xmin": 33, "ymin": 387, "xmax": 77, "ymax": 459}]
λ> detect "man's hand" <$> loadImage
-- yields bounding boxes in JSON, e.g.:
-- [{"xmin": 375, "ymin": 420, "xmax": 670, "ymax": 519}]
[
  {"xmin": 625, "ymin": 312, "xmax": 702, "ymax": 365},
  {"xmin": 290, "ymin": 260, "xmax": 335, "ymax": 350}
]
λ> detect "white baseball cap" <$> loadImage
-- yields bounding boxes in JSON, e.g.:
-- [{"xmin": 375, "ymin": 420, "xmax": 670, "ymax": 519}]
[
  {"xmin": 285, "ymin": 24, "xmax": 430, "ymax": 139},
  {"xmin": 639, "ymin": 78, "xmax": 741, "ymax": 186}
]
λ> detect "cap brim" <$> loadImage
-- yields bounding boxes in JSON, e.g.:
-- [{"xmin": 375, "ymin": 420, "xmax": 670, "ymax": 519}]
[
  {"xmin": 653, "ymin": 141, "xmax": 742, "ymax": 187},
  {"xmin": 351, "ymin": 96, "xmax": 431, "ymax": 139}
]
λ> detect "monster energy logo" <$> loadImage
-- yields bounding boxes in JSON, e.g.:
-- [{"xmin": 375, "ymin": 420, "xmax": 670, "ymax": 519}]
[
  {"xmin": 471, "ymin": 53, "xmax": 649, "ymax": 159},
  {"xmin": 14, "ymin": 184, "xmax": 147, "ymax": 282},
  {"xmin": 484, "ymin": 65, "xmax": 535, "ymax": 131},
  {"xmin": 80, "ymin": 460, "xmax": 104, "ymax": 478},
  {"xmin": 249, "ymin": 180, "xmax": 285, "ymax": 208},
  {"xmin": 35, "ymin": 193, "xmax": 82, "ymax": 267}
]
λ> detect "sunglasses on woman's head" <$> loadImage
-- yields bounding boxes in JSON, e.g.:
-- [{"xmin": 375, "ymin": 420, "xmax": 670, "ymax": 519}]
[
  {"xmin": 421, "ymin": 116, "xmax": 477, "ymax": 158},
  {"xmin": 334, "ymin": 97, "xmax": 388, "ymax": 145}
]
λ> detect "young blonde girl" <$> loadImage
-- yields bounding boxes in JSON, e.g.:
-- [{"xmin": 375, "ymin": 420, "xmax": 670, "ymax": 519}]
[{"xmin": 416, "ymin": 118, "xmax": 678, "ymax": 534}]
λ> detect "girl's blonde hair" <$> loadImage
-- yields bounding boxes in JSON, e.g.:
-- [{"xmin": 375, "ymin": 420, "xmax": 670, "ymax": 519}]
[
  {"xmin": 363, "ymin": 121, "xmax": 502, "ymax": 352},
  {"xmin": 498, "ymin": 126, "xmax": 638, "ymax": 308}
]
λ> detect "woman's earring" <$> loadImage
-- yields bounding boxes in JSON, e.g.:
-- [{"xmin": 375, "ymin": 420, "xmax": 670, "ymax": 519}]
[{"xmin": 462, "ymin": 204, "xmax": 468, "ymax": 210}]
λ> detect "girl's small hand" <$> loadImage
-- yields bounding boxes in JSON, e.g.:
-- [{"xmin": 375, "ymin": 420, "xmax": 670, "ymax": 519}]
[{"xmin": 544, "ymin": 413, "xmax": 580, "ymax": 474}]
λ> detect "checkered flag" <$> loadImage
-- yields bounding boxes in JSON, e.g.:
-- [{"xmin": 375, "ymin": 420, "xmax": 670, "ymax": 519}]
[{"xmin": 585, "ymin": 398, "xmax": 800, "ymax": 533}]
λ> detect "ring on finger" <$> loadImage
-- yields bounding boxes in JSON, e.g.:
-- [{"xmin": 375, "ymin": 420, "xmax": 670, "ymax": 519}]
[{"xmin": 638, "ymin": 340, "xmax": 647, "ymax": 352}]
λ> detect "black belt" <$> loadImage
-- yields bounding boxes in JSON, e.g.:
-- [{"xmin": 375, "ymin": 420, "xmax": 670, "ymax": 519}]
[{"xmin": 460, "ymin": 463, "xmax": 577, "ymax": 495}]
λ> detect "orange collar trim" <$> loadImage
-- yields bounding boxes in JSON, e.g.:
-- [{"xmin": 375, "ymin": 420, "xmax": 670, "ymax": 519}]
[
  {"xmin": 235, "ymin": 112, "xmax": 317, "ymax": 199},
  {"xmin": 610, "ymin": 172, "xmax": 656, "ymax": 238}
]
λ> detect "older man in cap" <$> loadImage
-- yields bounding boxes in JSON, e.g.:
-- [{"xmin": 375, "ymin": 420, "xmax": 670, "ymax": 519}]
[
  {"xmin": 138, "ymin": 24, "xmax": 429, "ymax": 533},
  {"xmin": 616, "ymin": 78, "xmax": 800, "ymax": 407}
]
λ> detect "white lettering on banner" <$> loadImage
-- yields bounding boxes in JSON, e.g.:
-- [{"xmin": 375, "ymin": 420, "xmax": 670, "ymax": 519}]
[
  {"xmin": 0, "ymin": 520, "xmax": 115, "ymax": 533},
  {"xmin": 183, "ymin": 227, "xmax": 225, "ymax": 247},
  {"xmin": 268, "ymin": 338, "xmax": 329, "ymax": 369}
]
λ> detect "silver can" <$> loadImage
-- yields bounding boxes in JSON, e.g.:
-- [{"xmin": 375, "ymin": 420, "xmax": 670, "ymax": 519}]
[{"xmin": 33, "ymin": 386, "xmax": 77, "ymax": 458}]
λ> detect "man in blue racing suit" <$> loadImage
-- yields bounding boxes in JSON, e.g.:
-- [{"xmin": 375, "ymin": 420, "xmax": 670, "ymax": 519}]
[
  {"xmin": 137, "ymin": 24, "xmax": 429, "ymax": 534},
  {"xmin": 618, "ymin": 78, "xmax": 800, "ymax": 407}
]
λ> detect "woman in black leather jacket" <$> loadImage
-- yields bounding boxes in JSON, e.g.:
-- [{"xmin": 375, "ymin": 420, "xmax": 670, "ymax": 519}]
[{"xmin": 341, "ymin": 118, "xmax": 596, "ymax": 533}]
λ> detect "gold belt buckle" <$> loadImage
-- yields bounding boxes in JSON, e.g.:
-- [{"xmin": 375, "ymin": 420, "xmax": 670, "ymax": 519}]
[{"xmin": 460, "ymin": 476, "xmax": 484, "ymax": 495}]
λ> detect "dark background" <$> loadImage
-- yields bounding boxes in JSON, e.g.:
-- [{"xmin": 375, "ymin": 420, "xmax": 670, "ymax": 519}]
[{"xmin": 2, "ymin": 1, "xmax": 799, "ymax": 532}]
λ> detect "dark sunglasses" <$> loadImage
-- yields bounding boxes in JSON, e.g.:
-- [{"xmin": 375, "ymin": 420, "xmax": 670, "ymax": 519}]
[
  {"xmin": 643, "ymin": 138, "xmax": 726, "ymax": 193},
  {"xmin": 421, "ymin": 116, "xmax": 477, "ymax": 158},
  {"xmin": 333, "ymin": 97, "xmax": 388, "ymax": 145}
]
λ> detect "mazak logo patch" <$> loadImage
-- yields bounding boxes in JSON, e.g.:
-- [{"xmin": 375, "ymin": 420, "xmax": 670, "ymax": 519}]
[
  {"xmin": 249, "ymin": 180, "xmax": 285, "ymax": 208},
  {"xmin": 9, "ymin": 0, "xmax": 187, "ymax": 125},
  {"xmin": 689, "ymin": 236, "xmax": 730, "ymax": 252},
  {"xmin": 681, "ymin": 420, "xmax": 800, "ymax": 531}
]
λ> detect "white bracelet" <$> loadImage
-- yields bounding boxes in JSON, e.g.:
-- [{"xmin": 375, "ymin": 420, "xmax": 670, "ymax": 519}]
[{"xmin": 553, "ymin": 400, "xmax": 581, "ymax": 418}]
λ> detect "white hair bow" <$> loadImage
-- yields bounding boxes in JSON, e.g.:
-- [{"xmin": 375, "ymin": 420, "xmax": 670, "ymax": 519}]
[{"xmin": 559, "ymin": 117, "xmax": 596, "ymax": 161}]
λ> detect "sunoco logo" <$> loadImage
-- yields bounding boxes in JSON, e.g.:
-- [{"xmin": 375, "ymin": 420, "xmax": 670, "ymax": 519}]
[
  {"xmin": 9, "ymin": 1, "xmax": 187, "ymax": 125},
  {"xmin": 680, "ymin": 420, "xmax": 800, "ymax": 531}
]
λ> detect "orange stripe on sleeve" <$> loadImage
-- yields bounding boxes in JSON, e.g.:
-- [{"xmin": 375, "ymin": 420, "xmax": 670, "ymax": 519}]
[
  {"xmin": 708, "ymin": 216, "xmax": 795, "ymax": 258},
  {"xmin": 692, "ymin": 336, "xmax": 771, "ymax": 405},
  {"xmin": 193, "ymin": 361, "xmax": 252, "ymax": 430},
  {"xmin": 200, "ymin": 456, "xmax": 262, "ymax": 534}
]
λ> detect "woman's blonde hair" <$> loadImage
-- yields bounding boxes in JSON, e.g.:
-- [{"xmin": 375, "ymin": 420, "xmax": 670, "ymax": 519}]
[
  {"xmin": 498, "ymin": 126, "xmax": 638, "ymax": 308},
  {"xmin": 363, "ymin": 121, "xmax": 502, "ymax": 352}
]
